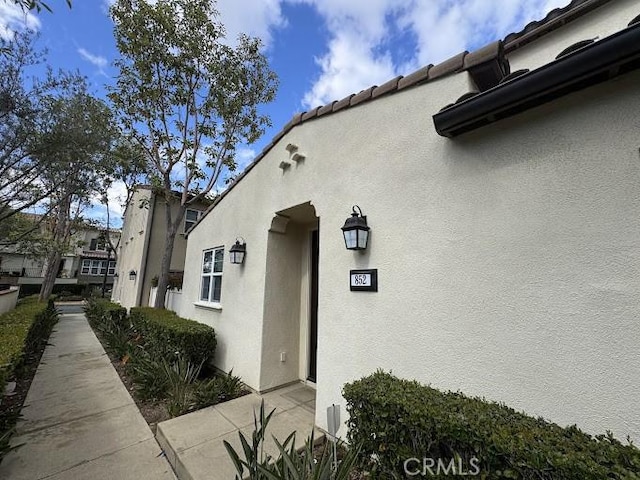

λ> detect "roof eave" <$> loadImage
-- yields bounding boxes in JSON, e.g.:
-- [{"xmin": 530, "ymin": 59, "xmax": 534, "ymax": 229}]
[{"xmin": 433, "ymin": 22, "xmax": 640, "ymax": 138}]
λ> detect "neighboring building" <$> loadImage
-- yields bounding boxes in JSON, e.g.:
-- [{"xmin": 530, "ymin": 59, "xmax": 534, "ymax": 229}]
[
  {"xmin": 0, "ymin": 216, "xmax": 120, "ymax": 291},
  {"xmin": 112, "ymin": 186, "xmax": 209, "ymax": 309},
  {"xmin": 178, "ymin": 0, "xmax": 640, "ymax": 444},
  {"xmin": 75, "ymin": 228, "xmax": 120, "ymax": 290}
]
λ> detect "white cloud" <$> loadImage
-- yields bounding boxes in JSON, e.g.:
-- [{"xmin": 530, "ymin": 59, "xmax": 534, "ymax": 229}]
[
  {"xmin": 105, "ymin": 180, "xmax": 129, "ymax": 217},
  {"xmin": 302, "ymin": 31, "xmax": 396, "ymax": 108},
  {"xmin": 0, "ymin": 2, "xmax": 40, "ymax": 40},
  {"xmin": 295, "ymin": 0, "xmax": 572, "ymax": 109},
  {"xmin": 235, "ymin": 147, "xmax": 256, "ymax": 171},
  {"xmin": 89, "ymin": 180, "xmax": 129, "ymax": 218},
  {"xmin": 86, "ymin": 180, "xmax": 128, "ymax": 228},
  {"xmin": 216, "ymin": 0, "xmax": 286, "ymax": 49},
  {"xmin": 78, "ymin": 47, "xmax": 108, "ymax": 70}
]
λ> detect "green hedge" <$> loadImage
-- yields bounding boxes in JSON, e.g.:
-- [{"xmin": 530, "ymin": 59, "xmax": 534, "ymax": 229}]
[
  {"xmin": 343, "ymin": 371, "xmax": 640, "ymax": 479},
  {"xmin": 18, "ymin": 283, "xmax": 88, "ymax": 298},
  {"xmin": 130, "ymin": 307, "xmax": 216, "ymax": 366},
  {"xmin": 0, "ymin": 297, "xmax": 58, "ymax": 393},
  {"xmin": 84, "ymin": 298, "xmax": 128, "ymax": 330}
]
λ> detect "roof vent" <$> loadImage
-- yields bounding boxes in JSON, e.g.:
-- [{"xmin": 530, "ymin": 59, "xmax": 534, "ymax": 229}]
[{"xmin": 555, "ymin": 39, "xmax": 596, "ymax": 59}]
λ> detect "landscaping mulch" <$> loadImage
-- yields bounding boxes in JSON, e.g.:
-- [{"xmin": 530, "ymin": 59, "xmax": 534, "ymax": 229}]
[
  {"xmin": 311, "ymin": 438, "xmax": 368, "ymax": 479},
  {"xmin": 89, "ymin": 318, "xmax": 249, "ymax": 434},
  {"xmin": 92, "ymin": 328, "xmax": 171, "ymax": 433}
]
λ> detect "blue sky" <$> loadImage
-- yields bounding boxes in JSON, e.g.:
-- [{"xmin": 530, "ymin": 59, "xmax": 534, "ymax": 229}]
[{"xmin": 1, "ymin": 0, "xmax": 566, "ymax": 226}]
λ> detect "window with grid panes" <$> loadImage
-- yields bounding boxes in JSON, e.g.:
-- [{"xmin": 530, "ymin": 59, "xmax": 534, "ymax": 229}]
[{"xmin": 200, "ymin": 247, "xmax": 223, "ymax": 303}]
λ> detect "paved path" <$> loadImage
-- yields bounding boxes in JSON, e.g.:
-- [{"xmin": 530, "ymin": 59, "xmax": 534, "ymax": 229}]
[
  {"xmin": 157, "ymin": 384, "xmax": 321, "ymax": 480},
  {"xmin": 0, "ymin": 311, "xmax": 175, "ymax": 480}
]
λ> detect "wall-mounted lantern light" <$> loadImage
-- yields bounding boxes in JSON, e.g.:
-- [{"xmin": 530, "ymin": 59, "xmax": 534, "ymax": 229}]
[
  {"xmin": 129, "ymin": 270, "xmax": 137, "ymax": 281},
  {"xmin": 229, "ymin": 238, "xmax": 246, "ymax": 264},
  {"xmin": 341, "ymin": 205, "xmax": 370, "ymax": 250}
]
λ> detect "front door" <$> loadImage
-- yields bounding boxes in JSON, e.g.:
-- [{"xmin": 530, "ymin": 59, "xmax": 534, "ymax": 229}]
[{"xmin": 308, "ymin": 229, "xmax": 319, "ymax": 382}]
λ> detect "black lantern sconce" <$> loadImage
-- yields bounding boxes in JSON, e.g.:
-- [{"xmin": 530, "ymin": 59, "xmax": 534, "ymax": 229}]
[
  {"xmin": 229, "ymin": 238, "xmax": 247, "ymax": 264},
  {"xmin": 341, "ymin": 205, "xmax": 370, "ymax": 250},
  {"xmin": 129, "ymin": 270, "xmax": 137, "ymax": 281}
]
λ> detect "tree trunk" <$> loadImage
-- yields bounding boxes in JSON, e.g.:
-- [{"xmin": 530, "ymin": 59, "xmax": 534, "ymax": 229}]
[
  {"xmin": 39, "ymin": 193, "xmax": 72, "ymax": 302},
  {"xmin": 39, "ymin": 251, "xmax": 61, "ymax": 301},
  {"xmin": 153, "ymin": 201, "xmax": 186, "ymax": 309}
]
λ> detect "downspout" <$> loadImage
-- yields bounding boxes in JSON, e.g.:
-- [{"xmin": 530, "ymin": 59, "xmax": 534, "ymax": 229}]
[{"xmin": 136, "ymin": 191, "xmax": 156, "ymax": 307}]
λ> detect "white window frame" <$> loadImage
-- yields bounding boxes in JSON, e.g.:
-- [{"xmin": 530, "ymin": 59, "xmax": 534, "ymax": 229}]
[
  {"xmin": 81, "ymin": 259, "xmax": 117, "ymax": 276},
  {"xmin": 197, "ymin": 246, "xmax": 223, "ymax": 308},
  {"xmin": 184, "ymin": 209, "xmax": 201, "ymax": 233},
  {"xmin": 89, "ymin": 239, "xmax": 106, "ymax": 251}
]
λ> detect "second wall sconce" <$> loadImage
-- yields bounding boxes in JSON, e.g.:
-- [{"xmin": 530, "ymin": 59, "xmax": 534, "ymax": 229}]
[{"xmin": 229, "ymin": 238, "xmax": 247, "ymax": 264}]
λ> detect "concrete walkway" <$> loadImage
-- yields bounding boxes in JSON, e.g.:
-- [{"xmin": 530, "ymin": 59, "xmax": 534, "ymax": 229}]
[
  {"xmin": 157, "ymin": 383, "xmax": 321, "ymax": 480},
  {"xmin": 0, "ymin": 311, "xmax": 175, "ymax": 480}
]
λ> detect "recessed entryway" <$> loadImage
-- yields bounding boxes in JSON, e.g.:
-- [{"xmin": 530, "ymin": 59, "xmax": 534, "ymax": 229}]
[{"xmin": 261, "ymin": 202, "xmax": 319, "ymax": 393}]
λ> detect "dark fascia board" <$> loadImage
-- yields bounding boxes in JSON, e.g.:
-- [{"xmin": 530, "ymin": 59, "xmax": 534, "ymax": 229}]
[{"xmin": 433, "ymin": 22, "xmax": 640, "ymax": 138}]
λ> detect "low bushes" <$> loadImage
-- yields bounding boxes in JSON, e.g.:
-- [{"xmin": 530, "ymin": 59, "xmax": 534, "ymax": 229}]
[
  {"xmin": 0, "ymin": 296, "xmax": 58, "ymax": 459},
  {"xmin": 343, "ymin": 371, "xmax": 640, "ymax": 479},
  {"xmin": 18, "ymin": 283, "xmax": 87, "ymax": 298},
  {"xmin": 84, "ymin": 298, "xmax": 236, "ymax": 418},
  {"xmin": 0, "ymin": 297, "xmax": 58, "ymax": 392},
  {"xmin": 130, "ymin": 307, "xmax": 217, "ymax": 366}
]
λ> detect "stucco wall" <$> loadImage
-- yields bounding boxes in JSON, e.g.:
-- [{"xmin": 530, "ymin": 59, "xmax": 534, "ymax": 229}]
[
  {"xmin": 141, "ymin": 198, "xmax": 199, "ymax": 307},
  {"xmin": 0, "ymin": 254, "xmax": 42, "ymax": 275},
  {"xmin": 180, "ymin": 6, "xmax": 640, "ymax": 443},
  {"xmin": 112, "ymin": 188, "xmax": 152, "ymax": 309},
  {"xmin": 0, "ymin": 287, "xmax": 19, "ymax": 315},
  {"xmin": 260, "ymin": 225, "xmax": 304, "ymax": 391}
]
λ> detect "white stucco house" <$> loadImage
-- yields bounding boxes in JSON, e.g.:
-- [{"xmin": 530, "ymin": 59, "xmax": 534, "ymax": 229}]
[
  {"xmin": 177, "ymin": 0, "xmax": 640, "ymax": 443},
  {"xmin": 112, "ymin": 186, "xmax": 209, "ymax": 309}
]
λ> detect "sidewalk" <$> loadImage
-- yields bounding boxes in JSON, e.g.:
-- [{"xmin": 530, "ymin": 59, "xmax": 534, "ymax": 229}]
[
  {"xmin": 157, "ymin": 383, "xmax": 321, "ymax": 480},
  {"xmin": 0, "ymin": 310, "xmax": 175, "ymax": 480}
]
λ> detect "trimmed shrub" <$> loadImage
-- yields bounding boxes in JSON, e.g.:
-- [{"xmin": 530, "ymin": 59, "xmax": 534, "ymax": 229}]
[
  {"xmin": 0, "ymin": 297, "xmax": 58, "ymax": 391},
  {"xmin": 18, "ymin": 283, "xmax": 87, "ymax": 298},
  {"xmin": 83, "ymin": 298, "xmax": 130, "ymax": 359},
  {"xmin": 84, "ymin": 298, "xmax": 127, "ymax": 330},
  {"xmin": 0, "ymin": 297, "xmax": 58, "ymax": 460},
  {"xmin": 130, "ymin": 307, "xmax": 216, "ymax": 366},
  {"xmin": 343, "ymin": 371, "xmax": 640, "ymax": 479}
]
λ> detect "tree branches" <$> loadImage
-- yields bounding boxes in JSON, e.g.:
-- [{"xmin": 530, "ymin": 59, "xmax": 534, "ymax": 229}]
[{"xmin": 108, "ymin": 0, "xmax": 278, "ymax": 307}]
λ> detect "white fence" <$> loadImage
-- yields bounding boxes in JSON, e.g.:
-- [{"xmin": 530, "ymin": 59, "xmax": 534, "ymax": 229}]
[
  {"xmin": 0, "ymin": 286, "xmax": 20, "ymax": 315},
  {"xmin": 148, "ymin": 286, "xmax": 183, "ymax": 313}
]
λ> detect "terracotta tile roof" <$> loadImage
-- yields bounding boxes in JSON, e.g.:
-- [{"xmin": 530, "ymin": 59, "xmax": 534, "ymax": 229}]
[
  {"xmin": 503, "ymin": 0, "xmax": 612, "ymax": 51},
  {"xmin": 186, "ymin": 0, "xmax": 615, "ymax": 235}
]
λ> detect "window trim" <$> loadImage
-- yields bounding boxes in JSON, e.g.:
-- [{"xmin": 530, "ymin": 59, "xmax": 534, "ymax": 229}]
[
  {"xmin": 198, "ymin": 246, "xmax": 224, "ymax": 307},
  {"xmin": 81, "ymin": 259, "xmax": 117, "ymax": 276},
  {"xmin": 184, "ymin": 209, "xmax": 202, "ymax": 233},
  {"xmin": 89, "ymin": 238, "xmax": 106, "ymax": 251}
]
